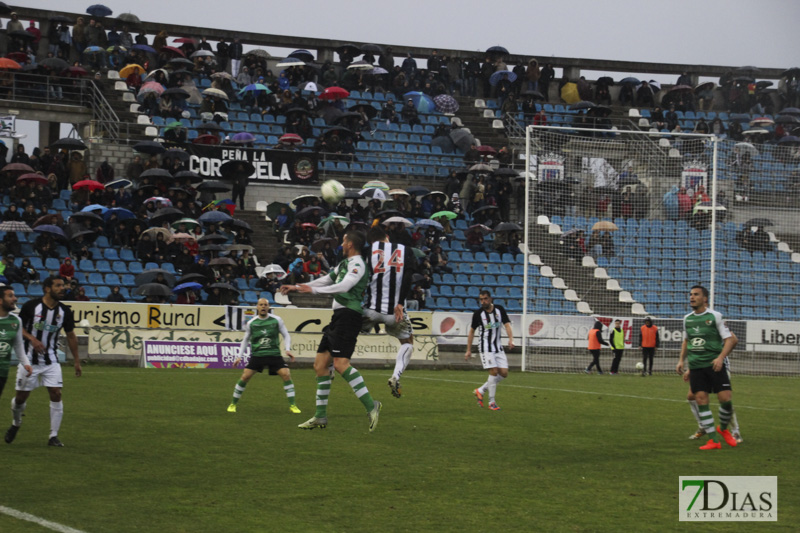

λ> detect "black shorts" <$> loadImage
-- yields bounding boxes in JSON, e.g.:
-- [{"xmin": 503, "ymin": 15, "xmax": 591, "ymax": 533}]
[
  {"xmin": 642, "ymin": 347, "xmax": 655, "ymax": 358},
  {"xmin": 689, "ymin": 365, "xmax": 732, "ymax": 394},
  {"xmin": 245, "ymin": 356, "xmax": 287, "ymax": 376},
  {"xmin": 0, "ymin": 376, "xmax": 6, "ymax": 398},
  {"xmin": 317, "ymin": 308, "xmax": 362, "ymax": 359}
]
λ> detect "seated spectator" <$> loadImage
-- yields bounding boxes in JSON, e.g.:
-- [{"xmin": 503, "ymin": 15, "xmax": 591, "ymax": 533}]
[
  {"xmin": 381, "ymin": 99, "xmax": 399, "ymax": 124},
  {"xmin": 3, "ymin": 204, "xmax": 21, "ymax": 222},
  {"xmin": 0, "ymin": 254, "xmax": 23, "ymax": 284},
  {"xmin": 430, "ymin": 245, "xmax": 452, "ymax": 274},
  {"xmin": 636, "ymin": 81, "xmax": 654, "ymax": 107},
  {"xmin": 256, "ymin": 273, "xmax": 283, "ymax": 295},
  {"xmin": 137, "ymin": 233, "xmax": 155, "ymax": 262},
  {"xmin": 1, "ymin": 232, "xmax": 21, "ymax": 257},
  {"xmin": 59, "ymin": 257, "xmax": 75, "ymax": 281},
  {"xmin": 75, "ymin": 286, "xmax": 90, "ymax": 302},
  {"xmin": 19, "ymin": 258, "xmax": 39, "ymax": 286},
  {"xmin": 466, "ymin": 227, "xmax": 484, "ymax": 252},
  {"xmin": 176, "ymin": 289, "xmax": 197, "ymax": 305},
  {"xmin": 665, "ymin": 106, "xmax": 679, "ymax": 131},
  {"xmin": 106, "ymin": 285, "xmax": 126, "ymax": 303},
  {"xmin": 650, "ymin": 106, "xmax": 666, "ymax": 130},
  {"xmin": 303, "ymin": 254, "xmax": 326, "ymax": 280}
]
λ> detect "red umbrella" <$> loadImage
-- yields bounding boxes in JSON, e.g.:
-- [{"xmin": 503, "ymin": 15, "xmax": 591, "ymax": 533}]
[
  {"xmin": 64, "ymin": 66, "xmax": 89, "ymax": 77},
  {"xmin": 319, "ymin": 86, "xmax": 350, "ymax": 101},
  {"xmin": 172, "ymin": 37, "xmax": 197, "ymax": 45},
  {"xmin": 476, "ymin": 145, "xmax": 497, "ymax": 154},
  {"xmin": 0, "ymin": 57, "xmax": 21, "ymax": 70},
  {"xmin": 301, "ymin": 222, "xmax": 317, "ymax": 229},
  {"xmin": 17, "ymin": 173, "xmax": 48, "ymax": 185},
  {"xmin": 2, "ymin": 163, "xmax": 34, "ymax": 173},
  {"xmin": 34, "ymin": 213, "xmax": 64, "ymax": 228},
  {"xmin": 160, "ymin": 46, "xmax": 186, "ymax": 57},
  {"xmin": 279, "ymin": 133, "xmax": 303, "ymax": 145},
  {"xmin": 73, "ymin": 179, "xmax": 105, "ymax": 191},
  {"xmin": 6, "ymin": 52, "xmax": 27, "ymax": 62},
  {"xmin": 192, "ymin": 134, "xmax": 220, "ymax": 145}
]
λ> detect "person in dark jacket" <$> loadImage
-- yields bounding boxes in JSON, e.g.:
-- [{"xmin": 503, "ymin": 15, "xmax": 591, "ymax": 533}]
[{"xmin": 585, "ymin": 320, "xmax": 609, "ymax": 374}]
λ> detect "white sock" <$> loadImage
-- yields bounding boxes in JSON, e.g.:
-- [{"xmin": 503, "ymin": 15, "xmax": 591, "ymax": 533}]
[
  {"xmin": 391, "ymin": 343, "xmax": 414, "ymax": 380},
  {"xmin": 491, "ymin": 374, "xmax": 506, "ymax": 403},
  {"xmin": 478, "ymin": 378, "xmax": 490, "ymax": 394},
  {"xmin": 487, "ymin": 375, "xmax": 499, "ymax": 403},
  {"xmin": 11, "ymin": 398, "xmax": 25, "ymax": 427},
  {"xmin": 688, "ymin": 400, "xmax": 702, "ymax": 429},
  {"xmin": 730, "ymin": 410, "xmax": 741, "ymax": 436},
  {"xmin": 49, "ymin": 401, "xmax": 63, "ymax": 438}
]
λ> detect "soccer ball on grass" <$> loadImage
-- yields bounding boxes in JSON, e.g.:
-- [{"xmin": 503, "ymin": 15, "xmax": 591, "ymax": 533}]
[
  {"xmin": 635, "ymin": 362, "xmax": 644, "ymax": 371},
  {"xmin": 321, "ymin": 179, "xmax": 345, "ymax": 204}
]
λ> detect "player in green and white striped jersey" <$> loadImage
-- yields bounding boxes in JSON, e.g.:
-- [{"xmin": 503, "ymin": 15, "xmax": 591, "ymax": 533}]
[
  {"xmin": 0, "ymin": 286, "xmax": 31, "ymax": 399},
  {"xmin": 227, "ymin": 298, "xmax": 299, "ymax": 414}
]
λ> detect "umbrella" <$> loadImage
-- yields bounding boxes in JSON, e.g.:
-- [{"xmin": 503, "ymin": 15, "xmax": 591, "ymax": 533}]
[
  {"xmin": 493, "ymin": 222, "xmax": 523, "ymax": 232},
  {"xmin": 170, "ymin": 233, "xmax": 196, "ymax": 242},
  {"xmin": 360, "ymin": 43, "xmax": 384, "ymax": 55},
  {"xmin": 0, "ymin": 221, "xmax": 31, "ymax": 232},
  {"xmin": 117, "ymin": 12, "xmax": 141, "ymax": 23},
  {"xmin": 318, "ymin": 215, "xmax": 349, "ymax": 229},
  {"xmin": 346, "ymin": 60, "xmax": 373, "ymax": 70},
  {"xmin": 587, "ymin": 105, "xmax": 613, "ymax": 118},
  {"xmin": 388, "ymin": 189, "xmax": 410, "ymax": 197},
  {"xmin": 119, "ymin": 64, "xmax": 145, "ymax": 78},
  {"xmin": 160, "ymin": 46, "xmax": 185, "ymax": 57},
  {"xmin": 301, "ymin": 81, "xmax": 319, "ymax": 91},
  {"xmin": 521, "ymin": 89, "xmax": 545, "ymax": 100},
  {"xmin": 135, "ymin": 283, "xmax": 172, "ymax": 297},
  {"xmin": 433, "ymin": 94, "xmax": 459, "ymax": 114},
  {"xmin": 87, "ymin": 4, "xmax": 112, "ymax": 17},
  {"xmin": 591, "ymin": 220, "xmax": 619, "ymax": 231},
  {"xmin": 489, "ymin": 70, "xmax": 517, "ymax": 86},
  {"xmin": 560, "ymin": 82, "xmax": 580, "ymax": 104},
  {"xmin": 467, "ymin": 224, "xmax": 491, "ymax": 235},
  {"xmin": 198, "ymin": 234, "xmax": 228, "ymax": 245},
  {"xmin": 177, "ymin": 273, "xmax": 209, "ymax": 285},
  {"xmin": 694, "ymin": 81, "xmax": 716, "ymax": 93},
  {"xmin": 382, "ymin": 216, "xmax": 413, "ymax": 228},
  {"xmin": 431, "ymin": 211, "xmax": 457, "ymax": 220},
  {"xmin": 150, "ymin": 207, "xmax": 185, "ymax": 224},
  {"xmin": 175, "ymin": 170, "xmax": 203, "ymax": 183},
  {"xmin": 749, "ymin": 117, "xmax": 774, "ymax": 127},
  {"xmin": 40, "ymin": 57, "xmax": 69, "ymax": 71},
  {"xmin": 403, "ymin": 91, "xmax": 435, "ymax": 113},
  {"xmin": 486, "ymin": 46, "xmax": 509, "ymax": 56},
  {"xmin": 777, "ymin": 135, "xmax": 800, "ymax": 145},
  {"xmin": 199, "ymin": 244, "xmax": 225, "ymax": 253},
  {"xmin": 411, "ymin": 248, "xmax": 428, "ymax": 259},
  {"xmin": 734, "ymin": 142, "xmax": 758, "ymax": 157},
  {"xmin": 227, "ymin": 219, "xmax": 253, "ymax": 232},
  {"xmin": 360, "ymin": 188, "xmax": 387, "ymax": 200},
  {"xmin": 296, "ymin": 206, "xmax": 327, "ymax": 218},
  {"xmin": 320, "ymin": 86, "xmax": 350, "ymax": 101},
  {"xmin": 363, "ymin": 180, "xmax": 389, "ymax": 190},
  {"xmin": 668, "ymin": 85, "xmax": 693, "ymax": 93},
  {"xmin": 492, "ymin": 168, "xmax": 520, "ymax": 178},
  {"xmin": 288, "ymin": 49, "xmax": 315, "ymax": 62},
  {"xmin": 569, "ymin": 101, "xmax": 596, "ymax": 111},
  {"xmin": 476, "ymin": 145, "xmax": 496, "ymax": 155},
  {"xmin": 220, "ymin": 160, "xmax": 255, "ymax": 179},
  {"xmin": 141, "ymin": 227, "xmax": 173, "ymax": 242},
  {"xmin": 82, "ymin": 45, "xmax": 105, "ymax": 54},
  {"xmin": 291, "ymin": 194, "xmax": 320, "ymax": 206},
  {"xmin": 70, "ymin": 211, "xmax": 104, "ymax": 225},
  {"xmin": 16, "ymin": 173, "xmax": 48, "ymax": 186},
  {"xmin": 238, "ymin": 83, "xmax": 271, "ymax": 95},
  {"xmin": 139, "ymin": 81, "xmax": 165, "ymax": 98},
  {"xmin": 415, "ymin": 219, "xmax": 443, "ymax": 231},
  {"xmin": 103, "ymin": 208, "xmax": 136, "ymax": 222},
  {"xmin": 163, "ymin": 121, "xmax": 186, "ymax": 134},
  {"xmin": 277, "ymin": 57, "xmax": 307, "ymax": 68},
  {"xmin": 34, "ymin": 225, "xmax": 67, "ymax": 240},
  {"xmin": 0, "ymin": 57, "xmax": 20, "ymax": 70},
  {"xmin": 72, "ymin": 180, "xmax": 104, "ymax": 191},
  {"xmin": 778, "ymin": 107, "xmax": 800, "ymax": 116},
  {"xmin": 199, "ymin": 211, "xmax": 233, "ymax": 224},
  {"xmin": 133, "ymin": 140, "xmax": 166, "ymax": 155},
  {"xmin": 617, "ymin": 174, "xmax": 641, "ymax": 187},
  {"xmin": 208, "ymin": 283, "xmax": 240, "ymax": 294},
  {"xmin": 211, "ymin": 71, "xmax": 235, "ymax": 81},
  {"xmin": 449, "ymin": 129, "xmax": 474, "ymax": 152},
  {"xmin": 348, "ymin": 102, "xmax": 378, "ymax": 119},
  {"xmin": 202, "ymin": 88, "xmax": 229, "ymax": 100},
  {"xmin": 171, "ymin": 218, "xmax": 200, "ymax": 231},
  {"xmin": 471, "ymin": 206, "xmax": 499, "ymax": 217},
  {"xmin": 192, "ymin": 134, "xmax": 221, "ymax": 145},
  {"xmin": 335, "ymin": 43, "xmax": 361, "ymax": 56},
  {"xmin": 167, "ymin": 58, "xmax": 194, "ymax": 69},
  {"xmin": 33, "ymin": 214, "xmax": 63, "ymax": 228},
  {"xmin": 2, "ymin": 163, "xmax": 33, "ymax": 173},
  {"xmin": 208, "ymin": 259, "xmax": 237, "ymax": 268},
  {"xmin": 64, "ymin": 66, "xmax": 90, "ymax": 78},
  {"xmin": 423, "ymin": 191, "xmax": 448, "ymax": 200},
  {"xmin": 744, "ymin": 218, "xmax": 774, "ymax": 228},
  {"xmin": 225, "ymin": 244, "xmax": 254, "ymax": 253},
  {"xmin": 266, "ymin": 201, "xmax": 293, "ymax": 220},
  {"xmin": 138, "ymin": 169, "xmax": 173, "ymax": 182},
  {"xmin": 190, "ymin": 50, "xmax": 214, "ymax": 58},
  {"xmin": 311, "ymin": 238, "xmax": 338, "ymax": 253},
  {"xmin": 375, "ymin": 209, "xmax": 402, "ymax": 219},
  {"xmin": 262, "ymin": 264, "xmax": 288, "ymax": 277},
  {"xmin": 620, "ymin": 77, "xmax": 640, "ymax": 85},
  {"xmin": 245, "ymin": 49, "xmax": 270, "ymax": 59},
  {"xmin": 195, "ymin": 181, "xmax": 229, "ymax": 193},
  {"xmin": 370, "ymin": 67, "xmax": 388, "ymax": 75},
  {"xmin": 279, "ymin": 133, "xmax": 304, "ymax": 145},
  {"xmin": 775, "ymin": 115, "xmax": 800, "ymax": 125},
  {"xmin": 81, "ymin": 204, "xmax": 109, "ymax": 214},
  {"xmin": 50, "ymin": 137, "xmax": 87, "ymax": 151},
  {"xmin": 231, "ymin": 132, "xmax": 256, "ymax": 145},
  {"xmin": 782, "ymin": 67, "xmax": 800, "ymax": 78},
  {"xmin": 161, "ymin": 87, "xmax": 190, "ymax": 99},
  {"xmin": 406, "ymin": 185, "xmax": 431, "ymax": 196},
  {"xmin": 132, "ymin": 44, "xmax": 156, "ymax": 54},
  {"xmin": 69, "ymin": 228, "xmax": 99, "ymax": 242},
  {"xmin": 173, "ymin": 282, "xmax": 203, "ymax": 293}
]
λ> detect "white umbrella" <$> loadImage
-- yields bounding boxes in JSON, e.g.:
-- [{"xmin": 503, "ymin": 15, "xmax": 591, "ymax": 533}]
[
  {"xmin": 262, "ymin": 264, "xmax": 288, "ymax": 279},
  {"xmin": 276, "ymin": 58, "xmax": 305, "ymax": 68},
  {"xmin": 347, "ymin": 60, "xmax": 373, "ymax": 70},
  {"xmin": 382, "ymin": 216, "xmax": 413, "ymax": 228},
  {"xmin": 301, "ymin": 81, "xmax": 318, "ymax": 92},
  {"xmin": 359, "ymin": 188, "xmax": 387, "ymax": 201},
  {"xmin": 190, "ymin": 50, "xmax": 215, "ymax": 58},
  {"xmin": 202, "ymin": 88, "xmax": 229, "ymax": 100}
]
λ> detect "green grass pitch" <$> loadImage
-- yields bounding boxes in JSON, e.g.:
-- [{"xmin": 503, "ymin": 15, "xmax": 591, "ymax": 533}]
[{"xmin": 0, "ymin": 367, "xmax": 797, "ymax": 532}]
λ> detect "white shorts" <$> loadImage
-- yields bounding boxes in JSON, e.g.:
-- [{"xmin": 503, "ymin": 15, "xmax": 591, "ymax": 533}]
[
  {"xmin": 480, "ymin": 352, "xmax": 508, "ymax": 370},
  {"xmin": 362, "ymin": 307, "xmax": 413, "ymax": 340},
  {"xmin": 15, "ymin": 363, "xmax": 63, "ymax": 391}
]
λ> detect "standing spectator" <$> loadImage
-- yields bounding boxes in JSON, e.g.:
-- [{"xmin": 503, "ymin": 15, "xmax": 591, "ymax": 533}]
[
  {"xmin": 608, "ymin": 319, "xmax": 626, "ymax": 375},
  {"xmin": 216, "ymin": 39, "xmax": 229, "ymax": 73},
  {"xmin": 639, "ymin": 316, "xmax": 659, "ymax": 376},
  {"xmin": 539, "ymin": 63, "xmax": 555, "ymax": 101},
  {"xmin": 6, "ymin": 12, "xmax": 23, "ymax": 33},
  {"xmin": 229, "ymin": 37, "xmax": 243, "ymax": 77},
  {"xmin": 231, "ymin": 171, "xmax": 249, "ymax": 210},
  {"xmin": 72, "ymin": 17, "xmax": 86, "ymax": 55},
  {"xmin": 10, "ymin": 144, "xmax": 29, "ymax": 165},
  {"xmin": 26, "ymin": 21, "xmax": 41, "ymax": 45},
  {"xmin": 585, "ymin": 320, "xmax": 608, "ymax": 374}
]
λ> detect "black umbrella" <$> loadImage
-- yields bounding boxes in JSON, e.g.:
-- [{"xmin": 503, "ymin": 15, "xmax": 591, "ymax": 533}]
[
  {"xmin": 471, "ymin": 205, "xmax": 499, "ymax": 216},
  {"xmin": 587, "ymin": 105, "xmax": 612, "ymax": 117},
  {"xmin": 69, "ymin": 228, "xmax": 99, "ymax": 241},
  {"xmin": 318, "ymin": 105, "xmax": 345, "ymax": 124},
  {"xmin": 199, "ymin": 244, "xmax": 225, "ymax": 252},
  {"xmin": 161, "ymin": 87, "xmax": 190, "ymax": 99},
  {"xmin": 486, "ymin": 45, "xmax": 509, "ymax": 56},
  {"xmin": 569, "ymin": 101, "xmax": 596, "ymax": 111},
  {"xmin": 198, "ymin": 234, "xmax": 229, "ymax": 244},
  {"xmin": 335, "ymin": 43, "xmax": 361, "ymax": 56},
  {"xmin": 135, "ymin": 283, "xmax": 173, "ymax": 297},
  {"xmin": 197, "ymin": 181, "xmax": 231, "ymax": 193},
  {"xmin": 520, "ymin": 89, "xmax": 545, "ymax": 100},
  {"xmin": 69, "ymin": 211, "xmax": 104, "ymax": 225},
  {"xmin": 50, "ymin": 137, "xmax": 87, "ymax": 151},
  {"xmin": 285, "ymin": 107, "xmax": 312, "ymax": 117},
  {"xmin": 8, "ymin": 30, "xmax": 35, "ymax": 41},
  {"xmin": 168, "ymin": 57, "xmax": 194, "ymax": 68},
  {"xmin": 349, "ymin": 102, "xmax": 378, "ymax": 119},
  {"xmin": 288, "ymin": 49, "xmax": 315, "ymax": 63},
  {"xmin": 360, "ymin": 43, "xmax": 384, "ymax": 55},
  {"xmin": 321, "ymin": 126, "xmax": 354, "ymax": 139},
  {"xmin": 332, "ymin": 112, "xmax": 364, "ymax": 126},
  {"xmin": 449, "ymin": 129, "xmax": 474, "ymax": 152},
  {"xmin": 296, "ymin": 206, "xmax": 327, "ymax": 218},
  {"xmin": 227, "ymin": 219, "xmax": 253, "ymax": 232},
  {"xmin": 150, "ymin": 207, "xmax": 185, "ymax": 224},
  {"xmin": 139, "ymin": 168, "xmax": 173, "ymax": 180},
  {"xmin": 133, "ymin": 140, "xmax": 166, "ymax": 155},
  {"xmin": 177, "ymin": 273, "xmax": 209, "ymax": 285},
  {"xmin": 744, "ymin": 218, "xmax": 774, "ymax": 228},
  {"xmin": 40, "ymin": 57, "xmax": 69, "ymax": 71},
  {"xmin": 49, "ymin": 14, "xmax": 73, "ymax": 23},
  {"xmin": 208, "ymin": 258, "xmax": 237, "ymax": 267},
  {"xmin": 493, "ymin": 222, "xmax": 522, "ymax": 232},
  {"xmin": 406, "ymin": 185, "xmax": 431, "ymax": 196},
  {"xmin": 492, "ymin": 168, "xmax": 519, "ymax": 177},
  {"xmin": 375, "ymin": 209, "xmax": 402, "ymax": 219},
  {"xmin": 163, "ymin": 149, "xmax": 189, "ymax": 162},
  {"xmin": 220, "ymin": 160, "xmax": 255, "ymax": 179},
  {"xmin": 208, "ymin": 282, "xmax": 240, "ymax": 294},
  {"xmin": 197, "ymin": 121, "xmax": 224, "ymax": 132},
  {"xmin": 174, "ymin": 170, "xmax": 203, "ymax": 183},
  {"xmin": 135, "ymin": 269, "xmax": 176, "ymax": 287}
]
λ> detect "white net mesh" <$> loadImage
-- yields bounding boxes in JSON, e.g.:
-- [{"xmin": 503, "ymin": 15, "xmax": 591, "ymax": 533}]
[{"xmin": 519, "ymin": 124, "xmax": 800, "ymax": 376}]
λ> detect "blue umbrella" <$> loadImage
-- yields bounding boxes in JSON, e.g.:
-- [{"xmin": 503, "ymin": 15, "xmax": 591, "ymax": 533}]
[
  {"xmin": 103, "ymin": 208, "xmax": 136, "ymax": 222},
  {"xmin": 486, "ymin": 46, "xmax": 509, "ymax": 56},
  {"xmin": 82, "ymin": 204, "xmax": 108, "ymax": 214},
  {"xmin": 620, "ymin": 77, "xmax": 640, "ymax": 85},
  {"xmin": 173, "ymin": 282, "xmax": 203, "ymax": 293},
  {"xmin": 403, "ymin": 91, "xmax": 435, "ymax": 113},
  {"xmin": 238, "ymin": 83, "xmax": 271, "ymax": 95},
  {"xmin": 489, "ymin": 70, "xmax": 517, "ymax": 86},
  {"xmin": 231, "ymin": 132, "xmax": 255, "ymax": 144},
  {"xmin": 288, "ymin": 49, "xmax": 314, "ymax": 62},
  {"xmin": 778, "ymin": 135, "xmax": 800, "ymax": 145},
  {"xmin": 132, "ymin": 44, "xmax": 156, "ymax": 54},
  {"xmin": 34, "ymin": 225, "xmax": 67, "ymax": 240},
  {"xmin": 415, "ymin": 219, "xmax": 444, "ymax": 231},
  {"xmin": 86, "ymin": 4, "xmax": 112, "ymax": 17},
  {"xmin": 198, "ymin": 211, "xmax": 233, "ymax": 224},
  {"xmin": 106, "ymin": 179, "xmax": 132, "ymax": 189},
  {"xmin": 83, "ymin": 46, "xmax": 106, "ymax": 54}
]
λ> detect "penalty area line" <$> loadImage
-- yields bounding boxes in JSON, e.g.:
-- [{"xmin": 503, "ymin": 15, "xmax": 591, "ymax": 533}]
[
  {"xmin": 0, "ymin": 505, "xmax": 86, "ymax": 533},
  {"xmin": 402, "ymin": 375, "xmax": 798, "ymax": 412}
]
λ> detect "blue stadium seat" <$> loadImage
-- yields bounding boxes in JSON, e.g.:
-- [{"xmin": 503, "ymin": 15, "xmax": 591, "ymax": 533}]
[
  {"xmin": 79, "ymin": 259, "xmax": 94, "ymax": 271},
  {"xmin": 88, "ymin": 273, "xmax": 104, "ymax": 285},
  {"xmin": 103, "ymin": 248, "xmax": 119, "ymax": 260},
  {"xmin": 96, "ymin": 286, "xmax": 111, "ymax": 300},
  {"xmin": 243, "ymin": 291, "xmax": 259, "ymax": 304},
  {"xmin": 105, "ymin": 274, "xmax": 121, "ymax": 286},
  {"xmin": 440, "ymin": 286, "xmax": 454, "ymax": 297},
  {"xmin": 121, "ymin": 274, "xmax": 136, "ymax": 287},
  {"xmin": 128, "ymin": 263, "xmax": 143, "ymax": 274},
  {"xmin": 96, "ymin": 260, "xmax": 112, "ymax": 273},
  {"xmin": 120, "ymin": 249, "xmax": 135, "ymax": 261},
  {"xmin": 45, "ymin": 258, "xmax": 60, "ymax": 271},
  {"xmin": 84, "ymin": 286, "xmax": 97, "ymax": 298},
  {"xmin": 112, "ymin": 261, "xmax": 128, "ymax": 274},
  {"xmin": 161, "ymin": 263, "xmax": 176, "ymax": 274}
]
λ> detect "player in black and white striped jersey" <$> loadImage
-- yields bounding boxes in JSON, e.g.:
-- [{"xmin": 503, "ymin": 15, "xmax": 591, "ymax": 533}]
[
  {"xmin": 362, "ymin": 226, "xmax": 417, "ymax": 398},
  {"xmin": 5, "ymin": 276, "xmax": 81, "ymax": 447},
  {"xmin": 464, "ymin": 289, "xmax": 514, "ymax": 411}
]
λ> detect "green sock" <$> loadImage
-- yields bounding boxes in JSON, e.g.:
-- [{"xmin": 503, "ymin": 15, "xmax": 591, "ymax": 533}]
[
  {"xmin": 232, "ymin": 379, "xmax": 247, "ymax": 405},
  {"xmin": 342, "ymin": 366, "xmax": 375, "ymax": 412},
  {"xmin": 718, "ymin": 401, "xmax": 733, "ymax": 430},
  {"xmin": 315, "ymin": 375, "xmax": 332, "ymax": 418},
  {"xmin": 283, "ymin": 379, "xmax": 296, "ymax": 405},
  {"xmin": 698, "ymin": 404, "xmax": 718, "ymax": 442}
]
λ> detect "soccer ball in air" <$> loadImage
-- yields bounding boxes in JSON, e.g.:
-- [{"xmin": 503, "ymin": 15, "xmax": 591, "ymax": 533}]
[
  {"xmin": 321, "ymin": 180, "xmax": 345, "ymax": 204},
  {"xmin": 635, "ymin": 362, "xmax": 645, "ymax": 371}
]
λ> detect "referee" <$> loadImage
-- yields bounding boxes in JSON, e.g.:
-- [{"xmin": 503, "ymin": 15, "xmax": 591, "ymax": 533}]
[{"xmin": 5, "ymin": 276, "xmax": 81, "ymax": 447}]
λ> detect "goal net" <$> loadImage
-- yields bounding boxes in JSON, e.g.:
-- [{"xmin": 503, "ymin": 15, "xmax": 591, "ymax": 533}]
[{"xmin": 519, "ymin": 124, "xmax": 800, "ymax": 377}]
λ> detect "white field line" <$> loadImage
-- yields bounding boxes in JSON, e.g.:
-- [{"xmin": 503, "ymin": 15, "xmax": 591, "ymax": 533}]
[{"xmin": 0, "ymin": 505, "xmax": 86, "ymax": 533}]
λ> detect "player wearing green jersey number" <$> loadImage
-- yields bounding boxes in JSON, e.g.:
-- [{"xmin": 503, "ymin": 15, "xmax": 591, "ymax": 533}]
[
  {"xmin": 280, "ymin": 231, "xmax": 382, "ymax": 432},
  {"xmin": 0, "ymin": 287, "xmax": 31, "ymax": 399},
  {"xmin": 227, "ymin": 298, "xmax": 299, "ymax": 413},
  {"xmin": 676, "ymin": 285, "xmax": 739, "ymax": 451}
]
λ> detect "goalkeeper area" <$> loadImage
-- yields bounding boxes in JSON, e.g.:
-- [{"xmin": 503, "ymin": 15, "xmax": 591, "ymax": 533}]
[
  {"xmin": 519, "ymin": 125, "xmax": 800, "ymax": 377},
  {"xmin": 0, "ymin": 367, "xmax": 797, "ymax": 532}
]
